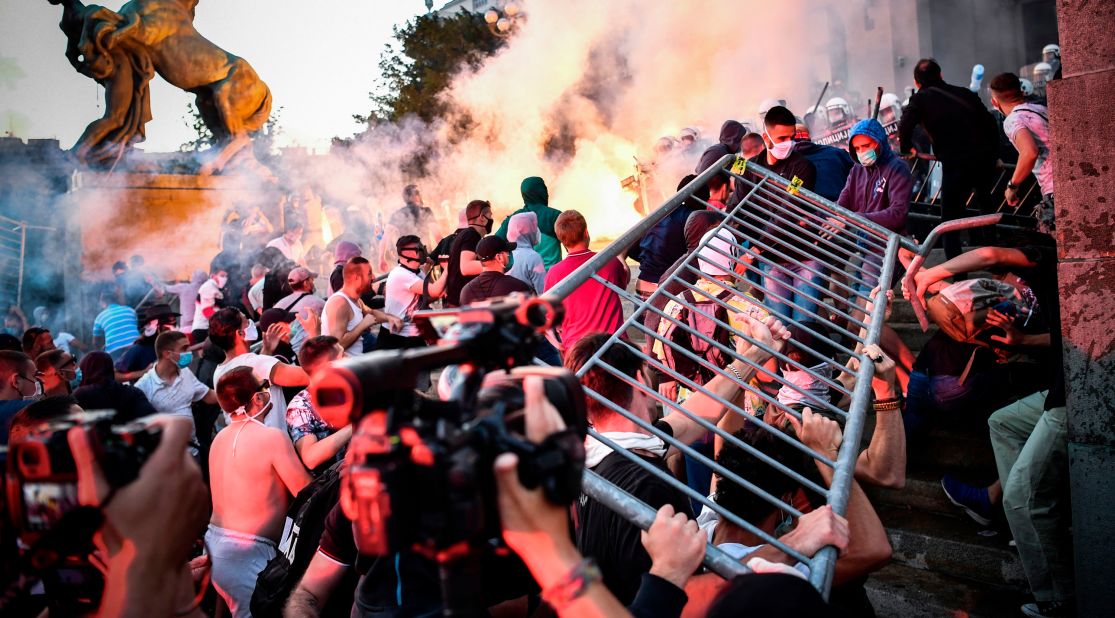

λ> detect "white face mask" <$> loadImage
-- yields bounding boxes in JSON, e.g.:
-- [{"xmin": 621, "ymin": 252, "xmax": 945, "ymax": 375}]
[
  {"xmin": 767, "ymin": 134, "xmax": 795, "ymax": 160},
  {"xmin": 243, "ymin": 321, "xmax": 259, "ymax": 342},
  {"xmin": 215, "ymin": 274, "xmax": 228, "ymax": 288},
  {"xmin": 143, "ymin": 320, "xmax": 159, "ymax": 337}
]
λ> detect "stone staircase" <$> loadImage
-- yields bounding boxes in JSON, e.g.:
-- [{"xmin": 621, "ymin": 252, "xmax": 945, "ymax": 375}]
[
  {"xmin": 861, "ymin": 250, "xmax": 1029, "ymax": 617},
  {"xmin": 623, "ymin": 246, "xmax": 1030, "ymax": 616}
]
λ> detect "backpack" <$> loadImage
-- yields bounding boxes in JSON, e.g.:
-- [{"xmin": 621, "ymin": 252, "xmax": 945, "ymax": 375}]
[
  {"xmin": 926, "ymin": 278, "xmax": 1025, "ymax": 346},
  {"xmin": 250, "ymin": 460, "xmax": 344, "ymax": 617},
  {"xmin": 660, "ymin": 288, "xmax": 734, "ymax": 384}
]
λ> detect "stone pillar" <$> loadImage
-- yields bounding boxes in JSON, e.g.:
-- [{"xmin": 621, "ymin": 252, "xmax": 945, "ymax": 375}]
[{"xmin": 1047, "ymin": 2, "xmax": 1115, "ymax": 615}]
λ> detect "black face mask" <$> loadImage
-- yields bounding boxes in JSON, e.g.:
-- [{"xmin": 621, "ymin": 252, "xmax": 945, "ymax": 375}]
[{"xmin": 471, "ymin": 215, "xmax": 493, "ymax": 234}]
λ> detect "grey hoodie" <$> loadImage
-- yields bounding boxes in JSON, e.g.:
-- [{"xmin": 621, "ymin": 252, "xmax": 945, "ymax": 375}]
[{"xmin": 506, "ymin": 212, "xmax": 546, "ymax": 294}]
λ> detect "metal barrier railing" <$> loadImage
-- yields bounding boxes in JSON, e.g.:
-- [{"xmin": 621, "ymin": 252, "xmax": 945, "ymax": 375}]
[
  {"xmin": 541, "ymin": 155, "xmax": 907, "ymax": 596},
  {"xmin": 907, "ymin": 158, "xmax": 1043, "ymax": 228},
  {"xmin": 0, "ymin": 215, "xmax": 29, "ymax": 310},
  {"xmin": 540, "ymin": 154, "xmax": 1000, "ymax": 598}
]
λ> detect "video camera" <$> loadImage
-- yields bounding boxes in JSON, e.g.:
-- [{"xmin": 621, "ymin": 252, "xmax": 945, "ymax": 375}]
[
  {"xmin": 310, "ymin": 296, "xmax": 587, "ymax": 565},
  {"xmin": 4, "ymin": 410, "xmax": 161, "ymax": 613}
]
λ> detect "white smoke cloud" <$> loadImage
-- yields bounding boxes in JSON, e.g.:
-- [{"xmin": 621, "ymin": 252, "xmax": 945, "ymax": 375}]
[{"xmin": 76, "ymin": 0, "xmax": 868, "ymax": 279}]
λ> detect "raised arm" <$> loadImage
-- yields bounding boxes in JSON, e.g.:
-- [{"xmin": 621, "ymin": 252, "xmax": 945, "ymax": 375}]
[
  {"xmin": 665, "ymin": 316, "xmax": 790, "ymax": 445},
  {"xmin": 271, "ymin": 431, "xmax": 312, "ymax": 496},
  {"xmin": 795, "ymin": 409, "xmax": 892, "ymax": 586},
  {"xmin": 853, "ymin": 344, "xmax": 906, "ymax": 489}
]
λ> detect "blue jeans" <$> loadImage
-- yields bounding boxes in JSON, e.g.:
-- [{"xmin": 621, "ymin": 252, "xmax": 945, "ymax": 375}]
[{"xmin": 763, "ymin": 259, "xmax": 825, "ymax": 322}]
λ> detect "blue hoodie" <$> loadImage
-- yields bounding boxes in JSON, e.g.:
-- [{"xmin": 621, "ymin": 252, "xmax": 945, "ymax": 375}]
[{"xmin": 836, "ymin": 119, "xmax": 912, "ymax": 233}]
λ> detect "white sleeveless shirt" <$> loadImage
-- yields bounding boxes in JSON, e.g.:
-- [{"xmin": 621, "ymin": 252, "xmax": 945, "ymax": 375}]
[{"xmin": 322, "ymin": 291, "xmax": 364, "ymax": 356}]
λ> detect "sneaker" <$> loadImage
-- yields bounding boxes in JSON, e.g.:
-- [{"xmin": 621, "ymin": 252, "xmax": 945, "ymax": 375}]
[
  {"xmin": 940, "ymin": 475, "xmax": 993, "ymax": 526},
  {"xmin": 1021, "ymin": 600, "xmax": 1073, "ymax": 617}
]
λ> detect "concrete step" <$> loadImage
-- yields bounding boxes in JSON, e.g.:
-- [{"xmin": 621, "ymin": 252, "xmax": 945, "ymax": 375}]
[
  {"xmin": 908, "ymin": 424, "xmax": 999, "ymax": 476},
  {"xmin": 867, "ymin": 471, "xmax": 958, "ymax": 517},
  {"xmin": 890, "ymin": 322, "xmax": 936, "ymax": 356},
  {"xmin": 877, "ymin": 505, "xmax": 1025, "ymax": 588},
  {"xmin": 865, "ymin": 562, "xmax": 1027, "ymax": 618}
]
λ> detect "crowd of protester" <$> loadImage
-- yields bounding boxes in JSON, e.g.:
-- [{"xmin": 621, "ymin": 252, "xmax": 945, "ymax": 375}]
[{"xmin": 0, "ymin": 50, "xmax": 1070, "ymax": 618}]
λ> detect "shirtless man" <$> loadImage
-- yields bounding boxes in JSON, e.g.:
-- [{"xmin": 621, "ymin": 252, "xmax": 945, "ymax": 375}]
[
  {"xmin": 321, "ymin": 257, "xmax": 400, "ymax": 357},
  {"xmin": 207, "ymin": 366, "xmax": 311, "ymax": 617}
]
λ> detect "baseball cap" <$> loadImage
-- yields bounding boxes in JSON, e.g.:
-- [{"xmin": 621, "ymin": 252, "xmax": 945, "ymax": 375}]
[
  {"xmin": 475, "ymin": 235, "xmax": 514, "ymax": 261},
  {"xmin": 288, "ymin": 266, "xmax": 318, "ymax": 285},
  {"xmin": 259, "ymin": 308, "xmax": 296, "ymax": 333},
  {"xmin": 696, "ymin": 228, "xmax": 735, "ymax": 277}
]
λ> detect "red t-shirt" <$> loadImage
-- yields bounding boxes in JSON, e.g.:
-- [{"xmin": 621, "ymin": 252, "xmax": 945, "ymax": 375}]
[{"xmin": 544, "ymin": 250, "xmax": 630, "ymax": 351}]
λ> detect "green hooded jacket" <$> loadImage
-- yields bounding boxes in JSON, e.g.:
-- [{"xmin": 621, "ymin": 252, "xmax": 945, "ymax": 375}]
[{"xmin": 495, "ymin": 177, "xmax": 563, "ymax": 268}]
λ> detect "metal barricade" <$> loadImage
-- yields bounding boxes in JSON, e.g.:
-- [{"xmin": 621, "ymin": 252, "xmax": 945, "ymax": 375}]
[
  {"xmin": 907, "ymin": 157, "xmax": 1042, "ymax": 232},
  {"xmin": 0, "ymin": 215, "xmax": 29, "ymax": 310},
  {"xmin": 541, "ymin": 154, "xmax": 997, "ymax": 597}
]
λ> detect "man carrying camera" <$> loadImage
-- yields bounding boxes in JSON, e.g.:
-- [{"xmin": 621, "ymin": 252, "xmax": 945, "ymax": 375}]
[{"xmin": 208, "ymin": 366, "xmax": 312, "ymax": 617}]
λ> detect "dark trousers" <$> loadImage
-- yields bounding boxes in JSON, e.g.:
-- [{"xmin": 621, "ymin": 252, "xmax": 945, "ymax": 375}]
[
  {"xmin": 940, "ymin": 161, "xmax": 996, "ymax": 259},
  {"xmin": 375, "ymin": 327, "xmax": 431, "ymax": 391}
]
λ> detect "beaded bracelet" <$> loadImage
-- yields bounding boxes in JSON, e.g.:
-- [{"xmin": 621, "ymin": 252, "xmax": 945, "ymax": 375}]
[
  {"xmin": 542, "ymin": 558, "xmax": 602, "ymax": 610},
  {"xmin": 873, "ymin": 397, "xmax": 903, "ymax": 412}
]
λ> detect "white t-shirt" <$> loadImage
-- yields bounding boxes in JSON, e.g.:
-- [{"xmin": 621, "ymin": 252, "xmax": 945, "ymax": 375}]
[
  {"xmin": 212, "ymin": 353, "xmax": 288, "ymax": 433},
  {"xmin": 267, "ymin": 236, "xmax": 305, "ymax": 264},
  {"xmin": 193, "ymin": 279, "xmax": 222, "ymax": 331},
  {"xmin": 718, "ymin": 542, "xmax": 811, "ymax": 579},
  {"xmin": 248, "ymin": 279, "xmax": 266, "ymax": 313},
  {"xmin": 385, "ymin": 266, "xmax": 425, "ymax": 338},
  {"xmin": 1003, "ymin": 103, "xmax": 1053, "ymax": 197}
]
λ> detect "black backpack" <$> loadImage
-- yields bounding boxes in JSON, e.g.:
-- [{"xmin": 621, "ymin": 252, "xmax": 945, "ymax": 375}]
[
  {"xmin": 250, "ymin": 460, "xmax": 344, "ymax": 617},
  {"xmin": 660, "ymin": 288, "xmax": 734, "ymax": 384}
]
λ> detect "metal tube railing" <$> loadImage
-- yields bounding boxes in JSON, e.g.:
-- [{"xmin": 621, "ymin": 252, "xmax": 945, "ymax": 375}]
[{"xmin": 539, "ymin": 155, "xmax": 951, "ymax": 598}]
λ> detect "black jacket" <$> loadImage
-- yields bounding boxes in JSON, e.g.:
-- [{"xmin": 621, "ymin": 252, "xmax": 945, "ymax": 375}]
[{"xmin": 898, "ymin": 81, "xmax": 998, "ymax": 166}]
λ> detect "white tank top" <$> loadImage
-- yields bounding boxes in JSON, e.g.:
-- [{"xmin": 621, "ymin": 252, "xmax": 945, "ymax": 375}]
[{"xmin": 322, "ymin": 291, "xmax": 364, "ymax": 356}]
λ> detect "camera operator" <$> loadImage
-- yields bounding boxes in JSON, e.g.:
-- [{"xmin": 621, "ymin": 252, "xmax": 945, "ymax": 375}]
[
  {"xmin": 209, "ymin": 366, "xmax": 311, "ymax": 616},
  {"xmin": 564, "ymin": 316, "xmax": 791, "ymax": 605},
  {"xmin": 67, "ymin": 415, "xmax": 210, "ymax": 617},
  {"xmin": 284, "ymin": 377, "xmax": 706, "ymax": 618}
]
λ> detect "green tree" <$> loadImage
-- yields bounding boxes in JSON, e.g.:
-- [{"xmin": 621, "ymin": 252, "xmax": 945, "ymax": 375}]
[
  {"xmin": 355, "ymin": 11, "xmax": 505, "ymax": 125},
  {"xmin": 179, "ymin": 101, "xmax": 213, "ymax": 152}
]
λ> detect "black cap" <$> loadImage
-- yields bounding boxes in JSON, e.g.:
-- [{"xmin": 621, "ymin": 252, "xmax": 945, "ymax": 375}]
[
  {"xmin": 396, "ymin": 234, "xmax": 423, "ymax": 253},
  {"xmin": 259, "ymin": 308, "xmax": 296, "ymax": 333},
  {"xmin": 476, "ymin": 235, "xmax": 514, "ymax": 261},
  {"xmin": 139, "ymin": 303, "xmax": 180, "ymax": 322}
]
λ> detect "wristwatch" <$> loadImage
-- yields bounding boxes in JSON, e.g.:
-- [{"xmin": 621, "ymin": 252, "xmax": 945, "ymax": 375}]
[{"xmin": 1006, "ymin": 182, "xmax": 1019, "ymax": 190}]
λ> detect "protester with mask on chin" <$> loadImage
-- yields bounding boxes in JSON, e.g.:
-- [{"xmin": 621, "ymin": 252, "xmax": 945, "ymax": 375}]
[
  {"xmin": 134, "ymin": 331, "xmax": 218, "ymax": 455},
  {"xmin": 459, "ymin": 236, "xmax": 532, "ymax": 305},
  {"xmin": 114, "ymin": 303, "xmax": 179, "ymax": 383},
  {"xmin": 506, "ymin": 211, "xmax": 547, "ymax": 294},
  {"xmin": 35, "ymin": 349, "xmax": 80, "ymax": 397},
  {"xmin": 192, "ymin": 265, "xmax": 229, "ymax": 345},
  {"xmin": 443, "ymin": 199, "xmax": 495, "ymax": 307},
  {"xmin": 208, "ymin": 366, "xmax": 311, "ymax": 617}
]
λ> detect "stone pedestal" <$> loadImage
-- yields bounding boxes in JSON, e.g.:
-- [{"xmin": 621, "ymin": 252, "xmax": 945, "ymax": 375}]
[
  {"xmin": 1049, "ymin": 1, "xmax": 1115, "ymax": 614},
  {"xmin": 61, "ymin": 171, "xmax": 268, "ymax": 339}
]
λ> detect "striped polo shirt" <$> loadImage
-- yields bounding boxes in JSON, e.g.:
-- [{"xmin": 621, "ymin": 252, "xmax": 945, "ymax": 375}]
[{"xmin": 93, "ymin": 304, "xmax": 140, "ymax": 353}]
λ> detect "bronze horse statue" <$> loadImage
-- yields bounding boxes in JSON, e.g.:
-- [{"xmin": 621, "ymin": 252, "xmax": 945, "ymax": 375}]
[{"xmin": 53, "ymin": 0, "xmax": 271, "ymax": 174}]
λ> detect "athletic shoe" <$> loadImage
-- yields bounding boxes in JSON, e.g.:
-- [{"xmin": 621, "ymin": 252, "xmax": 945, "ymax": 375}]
[
  {"xmin": 1021, "ymin": 600, "xmax": 1073, "ymax": 617},
  {"xmin": 941, "ymin": 475, "xmax": 993, "ymax": 526}
]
